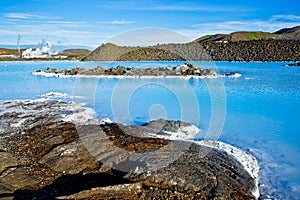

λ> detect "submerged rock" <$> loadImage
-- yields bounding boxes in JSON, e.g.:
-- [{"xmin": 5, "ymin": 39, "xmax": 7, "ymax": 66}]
[
  {"xmin": 283, "ymin": 62, "xmax": 300, "ymax": 67},
  {"xmin": 0, "ymin": 99, "xmax": 258, "ymax": 199},
  {"xmin": 224, "ymin": 72, "xmax": 243, "ymax": 78}
]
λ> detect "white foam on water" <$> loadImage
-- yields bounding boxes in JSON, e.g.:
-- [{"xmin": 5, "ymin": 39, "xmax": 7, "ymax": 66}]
[
  {"xmin": 99, "ymin": 118, "xmax": 112, "ymax": 126},
  {"xmin": 41, "ymin": 92, "xmax": 84, "ymax": 99},
  {"xmin": 41, "ymin": 92, "xmax": 70, "ymax": 98},
  {"xmin": 62, "ymin": 102, "xmax": 96, "ymax": 125}
]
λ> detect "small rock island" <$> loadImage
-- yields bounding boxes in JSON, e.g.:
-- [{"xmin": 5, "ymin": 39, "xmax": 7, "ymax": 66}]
[{"xmin": 34, "ymin": 63, "xmax": 219, "ymax": 78}]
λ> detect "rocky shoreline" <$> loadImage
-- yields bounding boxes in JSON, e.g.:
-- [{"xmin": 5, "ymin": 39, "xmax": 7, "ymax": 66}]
[{"xmin": 0, "ymin": 99, "xmax": 258, "ymax": 199}]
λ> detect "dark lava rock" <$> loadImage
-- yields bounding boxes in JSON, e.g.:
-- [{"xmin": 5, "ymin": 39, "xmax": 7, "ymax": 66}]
[{"xmin": 0, "ymin": 100, "xmax": 257, "ymax": 199}]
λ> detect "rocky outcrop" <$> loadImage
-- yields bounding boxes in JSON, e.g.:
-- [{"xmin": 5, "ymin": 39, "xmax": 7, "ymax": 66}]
[
  {"xmin": 82, "ymin": 40, "xmax": 300, "ymax": 62},
  {"xmin": 0, "ymin": 99, "xmax": 257, "ymax": 199},
  {"xmin": 34, "ymin": 63, "xmax": 218, "ymax": 77},
  {"xmin": 82, "ymin": 43, "xmax": 138, "ymax": 61}
]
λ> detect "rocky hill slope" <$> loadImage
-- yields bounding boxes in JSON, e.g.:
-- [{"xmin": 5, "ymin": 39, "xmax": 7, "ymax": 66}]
[{"xmin": 82, "ymin": 40, "xmax": 300, "ymax": 62}]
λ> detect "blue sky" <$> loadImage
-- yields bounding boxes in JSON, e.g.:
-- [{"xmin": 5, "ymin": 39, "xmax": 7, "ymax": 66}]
[{"xmin": 1, "ymin": 0, "xmax": 299, "ymax": 48}]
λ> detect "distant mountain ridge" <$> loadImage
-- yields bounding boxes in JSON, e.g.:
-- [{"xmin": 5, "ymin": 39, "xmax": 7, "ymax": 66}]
[
  {"xmin": 195, "ymin": 26, "xmax": 300, "ymax": 42},
  {"xmin": 273, "ymin": 26, "xmax": 300, "ymax": 38}
]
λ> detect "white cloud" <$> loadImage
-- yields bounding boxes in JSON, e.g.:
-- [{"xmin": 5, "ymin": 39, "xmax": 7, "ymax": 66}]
[
  {"xmin": 271, "ymin": 15, "xmax": 300, "ymax": 21},
  {"xmin": 1, "ymin": 11, "xmax": 299, "ymax": 49},
  {"xmin": 3, "ymin": 12, "xmax": 58, "ymax": 20},
  {"xmin": 189, "ymin": 16, "xmax": 300, "ymax": 39},
  {"xmin": 107, "ymin": 27, "xmax": 191, "ymax": 46},
  {"xmin": 0, "ymin": 19, "xmax": 122, "ymax": 48},
  {"xmin": 98, "ymin": 20, "xmax": 135, "ymax": 25},
  {"xmin": 4, "ymin": 13, "xmax": 37, "ymax": 19},
  {"xmin": 99, "ymin": 1, "xmax": 250, "ymax": 12},
  {"xmin": 45, "ymin": 21, "xmax": 89, "ymax": 28},
  {"xmin": 46, "ymin": 21, "xmax": 79, "ymax": 24},
  {"xmin": 146, "ymin": 5, "xmax": 244, "ymax": 12}
]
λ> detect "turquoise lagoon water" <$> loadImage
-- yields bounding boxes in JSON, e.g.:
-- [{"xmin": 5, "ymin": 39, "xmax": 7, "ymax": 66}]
[{"xmin": 0, "ymin": 61, "xmax": 300, "ymax": 199}]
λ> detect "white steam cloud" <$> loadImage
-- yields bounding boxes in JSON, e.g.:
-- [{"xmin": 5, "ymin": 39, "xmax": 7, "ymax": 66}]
[{"xmin": 22, "ymin": 40, "xmax": 59, "ymax": 58}]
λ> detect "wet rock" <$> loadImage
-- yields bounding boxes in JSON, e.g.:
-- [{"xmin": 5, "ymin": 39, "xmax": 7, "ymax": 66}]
[
  {"xmin": 0, "ymin": 100, "xmax": 257, "ymax": 199},
  {"xmin": 34, "ymin": 69, "xmax": 42, "ymax": 73},
  {"xmin": 46, "ymin": 67, "xmax": 57, "ymax": 73},
  {"xmin": 104, "ymin": 65, "xmax": 127, "ymax": 75}
]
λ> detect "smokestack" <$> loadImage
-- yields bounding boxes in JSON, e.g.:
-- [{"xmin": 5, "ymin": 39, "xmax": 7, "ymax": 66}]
[{"xmin": 17, "ymin": 34, "xmax": 21, "ymax": 58}]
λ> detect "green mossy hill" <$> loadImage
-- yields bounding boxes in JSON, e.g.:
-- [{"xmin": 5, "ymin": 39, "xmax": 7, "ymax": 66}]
[
  {"xmin": 196, "ymin": 32, "xmax": 275, "ymax": 42},
  {"xmin": 195, "ymin": 25, "xmax": 300, "ymax": 42}
]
